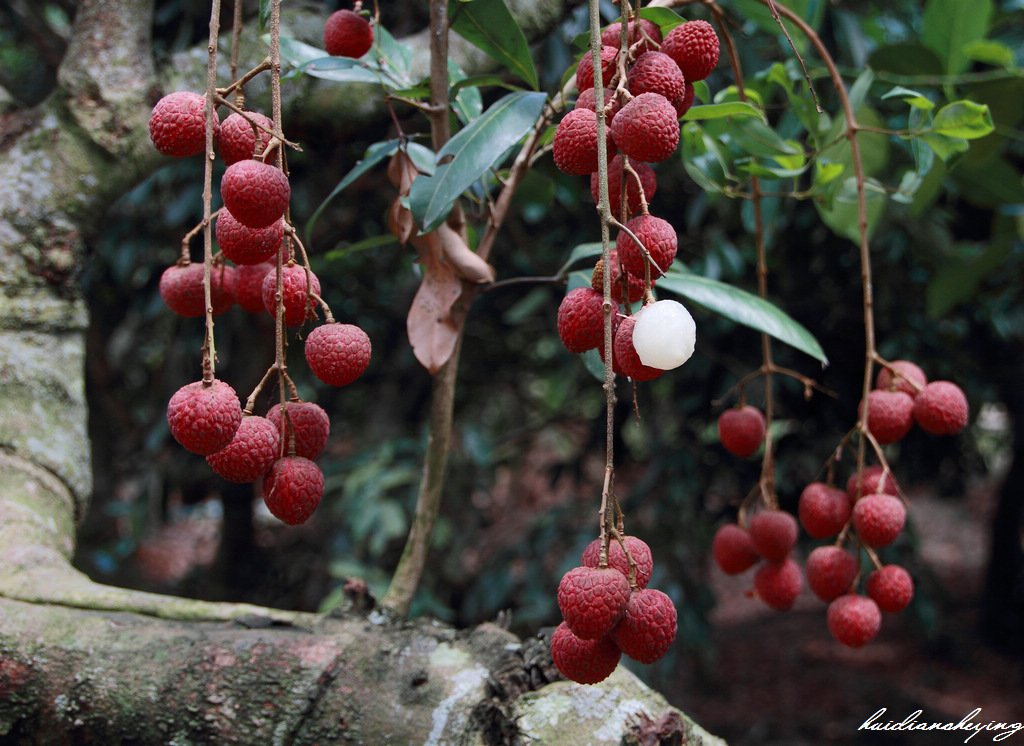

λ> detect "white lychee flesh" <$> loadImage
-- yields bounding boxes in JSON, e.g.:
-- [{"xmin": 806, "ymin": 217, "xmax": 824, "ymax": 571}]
[{"xmin": 631, "ymin": 300, "xmax": 696, "ymax": 369}]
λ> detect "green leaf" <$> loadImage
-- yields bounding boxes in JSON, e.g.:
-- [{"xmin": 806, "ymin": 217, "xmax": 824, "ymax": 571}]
[
  {"xmin": 929, "ymin": 101, "xmax": 994, "ymax": 139},
  {"xmin": 817, "ymin": 106, "xmax": 890, "ymax": 178},
  {"xmin": 259, "ymin": 0, "xmax": 271, "ymax": 30},
  {"xmin": 449, "ymin": 0, "xmax": 539, "ymax": 90},
  {"xmin": 922, "ymin": 0, "xmax": 994, "ymax": 75},
  {"xmin": 324, "ymin": 234, "xmax": 400, "ymax": 262},
  {"xmin": 556, "ymin": 242, "xmax": 604, "ymax": 278},
  {"xmin": 814, "ymin": 160, "xmax": 845, "ymax": 187},
  {"xmin": 681, "ymin": 122, "xmax": 731, "ymax": 193},
  {"xmin": 409, "ymin": 91, "xmax": 547, "ymax": 231},
  {"xmin": 730, "ymin": 118, "xmax": 801, "ymax": 158},
  {"xmin": 881, "ymin": 86, "xmax": 935, "ymax": 111},
  {"xmin": 962, "ymin": 39, "xmax": 1018, "ymax": 70},
  {"xmin": 869, "ymin": 43, "xmax": 944, "ymax": 77},
  {"xmin": 682, "ymin": 102, "xmax": 765, "ymax": 122},
  {"xmin": 813, "ymin": 176, "xmax": 886, "ymax": 243},
  {"xmin": 657, "ymin": 270, "xmax": 828, "ymax": 364},
  {"xmin": 449, "ymin": 60, "xmax": 484, "ymax": 124},
  {"xmin": 927, "ymin": 241, "xmax": 1012, "ymax": 318},
  {"xmin": 920, "ymin": 132, "xmax": 969, "ymax": 161}
]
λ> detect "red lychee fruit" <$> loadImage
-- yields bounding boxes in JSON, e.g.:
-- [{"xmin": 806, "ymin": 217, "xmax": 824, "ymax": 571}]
[
  {"xmin": 612, "ymin": 315, "xmax": 665, "ymax": 382},
  {"xmin": 866, "ymin": 564, "xmax": 914, "ymax": 613},
  {"xmin": 550, "ymin": 622, "xmax": 621, "ymax": 685},
  {"xmin": 718, "ymin": 405, "xmax": 766, "ymax": 458},
  {"xmin": 614, "ymin": 214, "xmax": 677, "ymax": 278},
  {"xmin": 220, "ymin": 159, "xmax": 290, "ymax": 230},
  {"xmin": 913, "ymin": 381, "xmax": 969, "ymax": 435},
  {"xmin": 852, "ymin": 493, "xmax": 906, "ymax": 548},
  {"xmin": 609, "ymin": 92, "xmax": 680, "ymax": 163},
  {"xmin": 754, "ymin": 557, "xmax": 802, "ymax": 610},
  {"xmin": 805, "ymin": 546, "xmax": 858, "ymax": 602},
  {"xmin": 600, "ymin": 18, "xmax": 662, "ymax": 55},
  {"xmin": 860, "ymin": 389, "xmax": 915, "ymax": 445},
  {"xmin": 592, "ymin": 154, "xmax": 657, "ymax": 217},
  {"xmin": 215, "ymin": 210, "xmax": 283, "ymax": 266},
  {"xmin": 216, "ymin": 111, "xmax": 274, "ymax": 166},
  {"xmin": 557, "ymin": 565, "xmax": 631, "ymax": 640},
  {"xmin": 149, "ymin": 91, "xmax": 216, "ymax": 158},
  {"xmin": 673, "ymin": 82, "xmax": 696, "ymax": 119},
  {"xmin": 611, "ymin": 588, "xmax": 677, "ymax": 664},
  {"xmin": 159, "ymin": 262, "xmax": 236, "ymax": 318},
  {"xmin": 749, "ymin": 509, "xmax": 798, "ymax": 563},
  {"xmin": 557, "ymin": 286, "xmax": 606, "ymax": 354},
  {"xmin": 627, "ymin": 51, "xmax": 686, "ymax": 105},
  {"xmin": 876, "ymin": 360, "xmax": 927, "ymax": 397},
  {"xmin": 574, "ymin": 87, "xmax": 621, "ymax": 120},
  {"xmin": 827, "ymin": 594, "xmax": 882, "ymax": 647},
  {"xmin": 581, "ymin": 535, "xmax": 653, "ymax": 589},
  {"xmin": 233, "ymin": 262, "xmax": 275, "ymax": 314},
  {"xmin": 262, "ymin": 456, "xmax": 324, "ymax": 525},
  {"xmin": 712, "ymin": 523, "xmax": 760, "ymax": 575},
  {"xmin": 575, "ymin": 45, "xmax": 619, "ymax": 93},
  {"xmin": 206, "ymin": 415, "xmax": 280, "ymax": 483},
  {"xmin": 304, "ymin": 323, "xmax": 372, "ymax": 387},
  {"xmin": 660, "ymin": 20, "xmax": 720, "ymax": 82},
  {"xmin": 798, "ymin": 482, "xmax": 852, "ymax": 539},
  {"xmin": 166, "ymin": 379, "xmax": 242, "ymax": 456},
  {"xmin": 591, "ymin": 250, "xmax": 646, "ymax": 305},
  {"xmin": 552, "ymin": 108, "xmax": 615, "ymax": 176},
  {"xmin": 846, "ymin": 465, "xmax": 899, "ymax": 503},
  {"xmin": 261, "ymin": 263, "xmax": 321, "ymax": 327},
  {"xmin": 324, "ymin": 9, "xmax": 374, "ymax": 59},
  {"xmin": 266, "ymin": 401, "xmax": 330, "ymax": 461}
]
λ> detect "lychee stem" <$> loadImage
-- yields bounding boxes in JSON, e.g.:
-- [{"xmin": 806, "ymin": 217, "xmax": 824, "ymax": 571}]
[{"xmin": 199, "ymin": 0, "xmax": 223, "ymax": 384}]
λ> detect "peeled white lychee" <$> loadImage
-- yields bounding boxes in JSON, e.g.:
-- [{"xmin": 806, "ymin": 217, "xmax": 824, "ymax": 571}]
[{"xmin": 631, "ymin": 300, "xmax": 696, "ymax": 370}]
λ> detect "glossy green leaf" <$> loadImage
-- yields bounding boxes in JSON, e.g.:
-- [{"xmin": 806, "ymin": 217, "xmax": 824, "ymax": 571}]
[
  {"xmin": 929, "ymin": 101, "xmax": 994, "ymax": 139},
  {"xmin": 962, "ymin": 39, "xmax": 1018, "ymax": 70},
  {"xmin": 409, "ymin": 91, "xmax": 547, "ymax": 230},
  {"xmin": 813, "ymin": 176, "xmax": 886, "ymax": 243},
  {"xmin": 259, "ymin": 0, "xmax": 271, "ymax": 30},
  {"xmin": 881, "ymin": 86, "xmax": 935, "ymax": 111},
  {"xmin": 922, "ymin": 0, "xmax": 994, "ymax": 75},
  {"xmin": 682, "ymin": 102, "xmax": 765, "ymax": 122},
  {"xmin": 730, "ymin": 117, "xmax": 801, "ymax": 158},
  {"xmin": 449, "ymin": 60, "xmax": 484, "ymax": 124},
  {"xmin": 920, "ymin": 132, "xmax": 969, "ymax": 161},
  {"xmin": 449, "ymin": 0, "xmax": 538, "ymax": 90},
  {"xmin": 658, "ymin": 270, "xmax": 828, "ymax": 364},
  {"xmin": 681, "ymin": 123, "xmax": 731, "ymax": 193}
]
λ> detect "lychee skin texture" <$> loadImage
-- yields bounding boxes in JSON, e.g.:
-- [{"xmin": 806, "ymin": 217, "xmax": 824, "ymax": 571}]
[
  {"xmin": 266, "ymin": 401, "xmax": 330, "ymax": 461},
  {"xmin": 206, "ymin": 415, "xmax": 281, "ymax": 483},
  {"xmin": 557, "ymin": 286, "xmax": 606, "ymax": 354},
  {"xmin": 581, "ymin": 535, "xmax": 653, "ymax": 589},
  {"xmin": 324, "ymin": 9, "xmax": 374, "ymax": 58},
  {"xmin": 592, "ymin": 154, "xmax": 657, "ymax": 217},
  {"xmin": 553, "ymin": 108, "xmax": 615, "ymax": 176},
  {"xmin": 866, "ymin": 564, "xmax": 914, "ymax": 613},
  {"xmin": 627, "ymin": 52, "xmax": 686, "ymax": 105},
  {"xmin": 827, "ymin": 594, "xmax": 882, "ymax": 648},
  {"xmin": 557, "ymin": 565, "xmax": 631, "ymax": 640},
  {"xmin": 673, "ymin": 82, "xmax": 696, "ymax": 119},
  {"xmin": 846, "ymin": 465, "xmax": 899, "ymax": 503},
  {"xmin": 805, "ymin": 546, "xmax": 858, "ymax": 602},
  {"xmin": 166, "ymin": 379, "xmax": 242, "ymax": 456},
  {"xmin": 610, "ymin": 93, "xmax": 680, "ymax": 163},
  {"xmin": 220, "ymin": 159, "xmax": 291, "ymax": 230},
  {"xmin": 216, "ymin": 210, "xmax": 283, "ymax": 266},
  {"xmin": 749, "ymin": 510, "xmax": 798, "ymax": 563},
  {"xmin": 615, "ymin": 214, "xmax": 677, "ymax": 278},
  {"xmin": 754, "ymin": 557, "xmax": 802, "ymax": 611},
  {"xmin": 798, "ymin": 482, "xmax": 852, "ymax": 539},
  {"xmin": 852, "ymin": 493, "xmax": 906, "ymax": 548},
  {"xmin": 712, "ymin": 523, "xmax": 760, "ymax": 575},
  {"xmin": 876, "ymin": 360, "xmax": 927, "ymax": 397},
  {"xmin": 718, "ymin": 405, "xmax": 766, "ymax": 458},
  {"xmin": 913, "ymin": 381, "xmax": 969, "ymax": 436},
  {"xmin": 612, "ymin": 315, "xmax": 665, "ymax": 382},
  {"xmin": 591, "ymin": 251, "xmax": 645, "ymax": 305},
  {"xmin": 234, "ymin": 263, "xmax": 274, "ymax": 314},
  {"xmin": 574, "ymin": 88, "xmax": 621, "ymax": 120},
  {"xmin": 860, "ymin": 389, "xmax": 915, "ymax": 445},
  {"xmin": 601, "ymin": 18, "xmax": 662, "ymax": 55},
  {"xmin": 217, "ymin": 111, "xmax": 274, "ymax": 166},
  {"xmin": 149, "ymin": 91, "xmax": 216, "ymax": 158},
  {"xmin": 575, "ymin": 45, "xmax": 619, "ymax": 93},
  {"xmin": 262, "ymin": 456, "xmax": 324, "ymax": 526},
  {"xmin": 304, "ymin": 323, "xmax": 372, "ymax": 387},
  {"xmin": 261, "ymin": 264, "xmax": 321, "ymax": 328},
  {"xmin": 550, "ymin": 622, "xmax": 621, "ymax": 685},
  {"xmin": 612, "ymin": 588, "xmax": 678, "ymax": 664},
  {"xmin": 661, "ymin": 20, "xmax": 720, "ymax": 82},
  {"xmin": 159, "ymin": 262, "xmax": 236, "ymax": 318}
]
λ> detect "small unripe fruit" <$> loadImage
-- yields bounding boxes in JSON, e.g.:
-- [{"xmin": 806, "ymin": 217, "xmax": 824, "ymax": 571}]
[
  {"xmin": 557, "ymin": 565, "xmax": 631, "ymax": 640},
  {"xmin": 827, "ymin": 594, "xmax": 882, "ymax": 647},
  {"xmin": 913, "ymin": 381, "xmax": 969, "ymax": 435},
  {"xmin": 263, "ymin": 456, "xmax": 324, "ymax": 525},
  {"xmin": 876, "ymin": 360, "xmax": 927, "ymax": 397},
  {"xmin": 630, "ymin": 300, "xmax": 696, "ymax": 370},
  {"xmin": 581, "ymin": 535, "xmax": 653, "ymax": 589},
  {"xmin": 805, "ymin": 546, "xmax": 858, "ymax": 602},
  {"xmin": 749, "ymin": 510, "xmax": 798, "ymax": 563},
  {"xmin": 166, "ymin": 379, "xmax": 242, "ymax": 456},
  {"xmin": 324, "ymin": 9, "xmax": 374, "ymax": 58},
  {"xmin": 712, "ymin": 523, "xmax": 760, "ymax": 575},
  {"xmin": 611, "ymin": 588, "xmax": 677, "ymax": 664},
  {"xmin": 550, "ymin": 622, "xmax": 621, "ymax": 685},
  {"xmin": 866, "ymin": 564, "xmax": 914, "ymax": 613},
  {"xmin": 852, "ymin": 493, "xmax": 906, "ymax": 548},
  {"xmin": 798, "ymin": 482, "xmax": 852, "ymax": 539},
  {"xmin": 860, "ymin": 389, "xmax": 915, "ymax": 445},
  {"xmin": 718, "ymin": 405, "xmax": 766, "ymax": 458},
  {"xmin": 753, "ymin": 557, "xmax": 802, "ymax": 610}
]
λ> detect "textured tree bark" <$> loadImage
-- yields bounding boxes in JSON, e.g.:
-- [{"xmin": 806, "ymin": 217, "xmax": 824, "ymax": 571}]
[{"xmin": 0, "ymin": 1, "xmax": 727, "ymax": 742}]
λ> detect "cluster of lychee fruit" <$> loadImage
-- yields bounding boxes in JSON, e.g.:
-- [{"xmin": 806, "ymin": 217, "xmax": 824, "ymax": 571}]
[
  {"xmin": 149, "ymin": 88, "xmax": 372, "ymax": 525},
  {"xmin": 555, "ymin": 17, "xmax": 720, "ymax": 380},
  {"xmin": 552, "ymin": 535, "xmax": 678, "ymax": 684},
  {"xmin": 861, "ymin": 359, "xmax": 969, "ymax": 444}
]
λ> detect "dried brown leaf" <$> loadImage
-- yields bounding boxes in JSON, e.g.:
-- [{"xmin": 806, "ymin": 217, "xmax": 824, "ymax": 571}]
[
  {"xmin": 436, "ymin": 223, "xmax": 495, "ymax": 284},
  {"xmin": 407, "ymin": 231, "xmax": 463, "ymax": 374}
]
